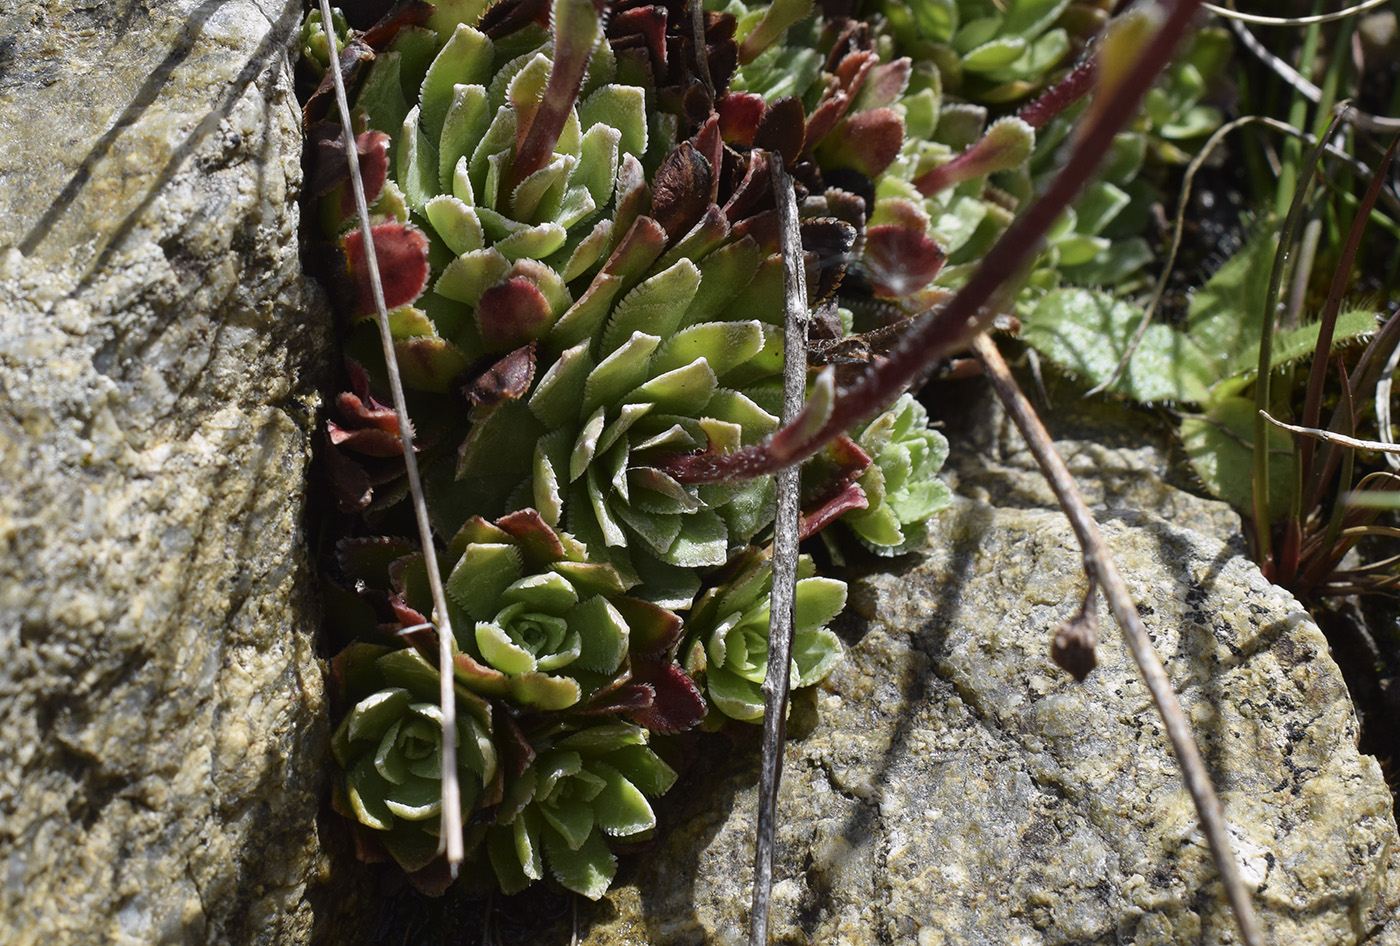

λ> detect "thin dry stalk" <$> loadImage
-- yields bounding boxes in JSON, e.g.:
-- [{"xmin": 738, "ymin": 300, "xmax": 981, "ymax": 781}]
[
  {"xmin": 1374, "ymin": 340, "xmax": 1400, "ymax": 470},
  {"xmin": 971, "ymin": 333, "xmax": 1264, "ymax": 946},
  {"xmin": 1203, "ymin": 0, "xmax": 1388, "ymax": 26},
  {"xmin": 317, "ymin": 0, "xmax": 464, "ymax": 869},
  {"xmin": 749, "ymin": 152, "xmax": 810, "ymax": 946},
  {"xmin": 1263, "ymin": 410, "xmax": 1400, "ymax": 454}
]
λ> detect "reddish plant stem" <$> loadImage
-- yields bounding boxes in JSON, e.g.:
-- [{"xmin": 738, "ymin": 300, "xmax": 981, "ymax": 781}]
[
  {"xmin": 659, "ymin": 0, "xmax": 1207, "ymax": 486},
  {"xmin": 505, "ymin": 0, "xmax": 607, "ymax": 197},
  {"xmin": 1018, "ymin": 54, "xmax": 1097, "ymax": 129}
]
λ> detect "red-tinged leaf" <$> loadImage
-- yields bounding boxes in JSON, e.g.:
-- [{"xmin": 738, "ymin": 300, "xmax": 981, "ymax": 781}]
[
  {"xmin": 388, "ymin": 595, "xmax": 430, "ymax": 632},
  {"xmin": 303, "ymin": 39, "xmax": 375, "ymax": 127},
  {"xmin": 612, "ymin": 4, "xmax": 668, "ymax": 72},
  {"xmin": 342, "ymin": 223, "xmax": 430, "ymax": 313},
  {"xmin": 454, "ymin": 651, "xmax": 510, "ymax": 693},
  {"xmin": 822, "ymin": 433, "xmax": 871, "ymax": 486},
  {"xmin": 583, "ymin": 682, "xmax": 655, "ymax": 715},
  {"xmin": 611, "ymin": 596, "xmax": 684, "ymax": 657},
  {"xmin": 694, "ymin": 114, "xmax": 724, "ymax": 195},
  {"xmin": 336, "ymin": 536, "xmax": 419, "ymax": 585},
  {"xmin": 870, "ymin": 197, "xmax": 927, "ymax": 233},
  {"xmin": 859, "ymin": 58, "xmax": 911, "ymax": 110},
  {"xmin": 913, "ymin": 118, "xmax": 1034, "ymax": 196},
  {"xmin": 822, "ymin": 186, "xmax": 867, "ymax": 229},
  {"xmin": 800, "ymin": 482, "xmax": 868, "ymax": 539},
  {"xmin": 306, "ymin": 123, "xmax": 348, "ymax": 198},
  {"xmin": 482, "ymin": 0, "xmax": 551, "ymax": 40},
  {"xmin": 359, "ymin": 0, "xmax": 434, "ymax": 47},
  {"xmin": 802, "ymin": 90, "xmax": 849, "ymax": 151},
  {"xmin": 477, "ymin": 278, "xmax": 555, "ymax": 351},
  {"xmin": 800, "ymin": 217, "xmax": 857, "ymax": 304},
  {"xmin": 340, "ymin": 131, "xmax": 391, "ymax": 217},
  {"xmin": 309, "ymin": 128, "xmax": 390, "ymax": 210},
  {"xmin": 611, "ymin": 154, "xmax": 652, "ymax": 244},
  {"xmin": 336, "ymin": 389, "xmax": 399, "ymax": 434},
  {"xmin": 394, "ymin": 336, "xmax": 471, "ymax": 393},
  {"xmin": 465, "ymin": 342, "xmax": 537, "ymax": 412},
  {"xmin": 506, "ymin": 0, "xmax": 604, "ymax": 193},
  {"xmin": 1019, "ymin": 56, "xmax": 1096, "ymax": 129},
  {"xmin": 652, "ymin": 140, "xmax": 714, "ymax": 240},
  {"xmin": 325, "ymin": 438, "xmax": 374, "ymax": 512},
  {"xmin": 721, "ymin": 151, "xmax": 772, "ymax": 225},
  {"xmin": 497, "ymin": 711, "xmax": 536, "ymax": 779},
  {"xmin": 624, "ymin": 659, "xmax": 705, "ymax": 733},
  {"xmin": 820, "ymin": 107, "xmax": 904, "ymax": 178},
  {"xmin": 405, "ymin": 856, "xmax": 456, "ymax": 897},
  {"xmin": 496, "ymin": 507, "xmax": 569, "ymax": 564},
  {"xmin": 753, "ymin": 95, "xmax": 805, "ymax": 166},
  {"xmin": 863, "ymin": 223, "xmax": 946, "ymax": 298},
  {"xmin": 832, "ymin": 47, "xmax": 877, "ymax": 98},
  {"xmin": 328, "ymin": 419, "xmax": 405, "ymax": 457},
  {"xmin": 716, "ymin": 92, "xmax": 765, "ymax": 146},
  {"xmin": 730, "ymin": 209, "xmax": 779, "ymax": 252}
]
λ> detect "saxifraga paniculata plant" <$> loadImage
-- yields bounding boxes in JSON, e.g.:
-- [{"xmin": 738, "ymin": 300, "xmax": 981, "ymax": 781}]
[{"xmin": 297, "ymin": 0, "xmax": 1191, "ymax": 900}]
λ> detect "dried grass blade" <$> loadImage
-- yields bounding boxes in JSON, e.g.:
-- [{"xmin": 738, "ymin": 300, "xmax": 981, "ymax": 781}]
[
  {"xmin": 749, "ymin": 152, "xmax": 808, "ymax": 946},
  {"xmin": 316, "ymin": 0, "xmax": 464, "ymax": 869}
]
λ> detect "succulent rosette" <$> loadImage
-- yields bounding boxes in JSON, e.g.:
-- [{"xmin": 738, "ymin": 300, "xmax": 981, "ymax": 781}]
[
  {"xmin": 529, "ymin": 312, "xmax": 784, "ymax": 605},
  {"xmin": 873, "ymin": 0, "xmax": 1092, "ymax": 104},
  {"xmin": 840, "ymin": 393, "xmax": 952, "ymax": 553},
  {"xmin": 433, "ymin": 508, "xmax": 705, "ymax": 725},
  {"xmin": 329, "ymin": 642, "xmax": 500, "ymax": 890},
  {"xmin": 486, "ymin": 720, "xmax": 677, "ymax": 898},
  {"xmin": 681, "ymin": 552, "xmax": 846, "ymax": 722}
]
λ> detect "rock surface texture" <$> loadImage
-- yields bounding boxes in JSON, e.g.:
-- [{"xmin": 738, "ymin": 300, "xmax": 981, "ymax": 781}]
[
  {"xmin": 560, "ymin": 380, "xmax": 1400, "ymax": 946},
  {"xmin": 0, "ymin": 2, "xmax": 336, "ymax": 944}
]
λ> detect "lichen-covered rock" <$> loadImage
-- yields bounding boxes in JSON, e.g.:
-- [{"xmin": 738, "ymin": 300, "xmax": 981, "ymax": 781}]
[
  {"xmin": 0, "ymin": 2, "xmax": 342, "ymax": 943},
  {"xmin": 558, "ymin": 380, "xmax": 1400, "ymax": 945}
]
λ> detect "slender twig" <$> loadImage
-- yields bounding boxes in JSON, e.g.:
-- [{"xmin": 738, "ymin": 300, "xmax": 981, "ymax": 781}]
[
  {"xmin": 317, "ymin": 0, "xmax": 464, "ymax": 869},
  {"xmin": 688, "ymin": 0, "xmax": 713, "ymax": 97},
  {"xmin": 750, "ymin": 152, "xmax": 809, "ymax": 946},
  {"xmin": 1375, "ymin": 338, "xmax": 1400, "ymax": 470},
  {"xmin": 1262, "ymin": 410, "xmax": 1400, "ymax": 454},
  {"xmin": 971, "ymin": 333, "xmax": 1265, "ymax": 946},
  {"xmin": 1204, "ymin": 0, "xmax": 1387, "ymax": 26}
]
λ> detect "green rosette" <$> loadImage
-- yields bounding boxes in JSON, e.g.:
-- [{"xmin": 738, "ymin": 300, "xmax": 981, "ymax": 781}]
[
  {"xmin": 329, "ymin": 643, "xmax": 499, "ymax": 883},
  {"xmin": 486, "ymin": 721, "xmax": 678, "ymax": 899},
  {"xmin": 841, "ymin": 394, "xmax": 952, "ymax": 553},
  {"xmin": 438, "ymin": 509, "xmax": 686, "ymax": 711},
  {"xmin": 681, "ymin": 553, "xmax": 846, "ymax": 722}
]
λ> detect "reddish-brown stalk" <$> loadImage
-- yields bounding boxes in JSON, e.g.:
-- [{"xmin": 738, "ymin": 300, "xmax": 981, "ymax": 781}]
[
  {"xmin": 504, "ymin": 0, "xmax": 609, "ymax": 197},
  {"xmin": 657, "ymin": 0, "xmax": 1207, "ymax": 486}
]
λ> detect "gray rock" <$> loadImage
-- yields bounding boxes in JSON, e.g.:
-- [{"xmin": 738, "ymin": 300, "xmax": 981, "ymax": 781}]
[
  {"xmin": 0, "ymin": 2, "xmax": 345, "ymax": 943},
  {"xmin": 571, "ymin": 381, "xmax": 1400, "ymax": 945}
]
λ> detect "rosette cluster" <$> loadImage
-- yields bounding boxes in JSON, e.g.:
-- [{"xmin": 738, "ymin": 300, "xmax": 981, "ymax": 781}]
[
  {"xmin": 330, "ymin": 643, "xmax": 499, "ymax": 886},
  {"xmin": 681, "ymin": 552, "xmax": 846, "ymax": 722},
  {"xmin": 841, "ymin": 394, "xmax": 953, "ymax": 554},
  {"xmin": 487, "ymin": 721, "xmax": 677, "ymax": 897},
  {"xmin": 303, "ymin": 0, "xmax": 964, "ymax": 900}
]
